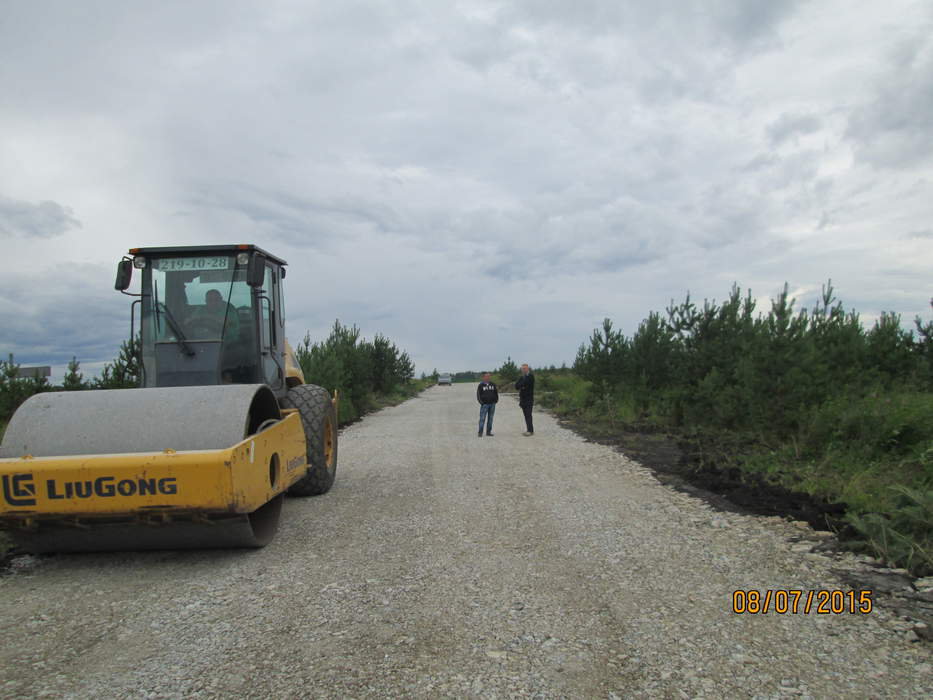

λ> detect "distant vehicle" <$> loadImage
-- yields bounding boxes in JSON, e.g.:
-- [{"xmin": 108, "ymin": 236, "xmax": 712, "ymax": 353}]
[{"xmin": 438, "ymin": 373, "xmax": 452, "ymax": 386}]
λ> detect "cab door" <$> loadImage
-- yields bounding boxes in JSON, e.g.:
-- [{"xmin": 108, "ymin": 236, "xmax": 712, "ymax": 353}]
[{"xmin": 259, "ymin": 264, "xmax": 285, "ymax": 391}]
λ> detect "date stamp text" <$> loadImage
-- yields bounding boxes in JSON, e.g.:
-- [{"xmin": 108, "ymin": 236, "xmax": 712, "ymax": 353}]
[{"xmin": 732, "ymin": 589, "xmax": 873, "ymax": 615}]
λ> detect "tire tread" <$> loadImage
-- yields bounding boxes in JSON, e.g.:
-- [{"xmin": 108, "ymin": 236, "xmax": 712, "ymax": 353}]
[{"xmin": 280, "ymin": 384, "xmax": 337, "ymax": 496}]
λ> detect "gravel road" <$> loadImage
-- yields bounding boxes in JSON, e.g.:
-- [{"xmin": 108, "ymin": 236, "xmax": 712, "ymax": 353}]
[{"xmin": 2, "ymin": 384, "xmax": 930, "ymax": 699}]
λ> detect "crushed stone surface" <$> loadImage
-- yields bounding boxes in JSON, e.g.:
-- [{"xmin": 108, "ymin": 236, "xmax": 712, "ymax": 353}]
[{"xmin": 1, "ymin": 384, "xmax": 930, "ymax": 698}]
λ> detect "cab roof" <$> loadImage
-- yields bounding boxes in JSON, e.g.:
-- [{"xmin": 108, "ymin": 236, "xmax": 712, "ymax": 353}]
[{"xmin": 128, "ymin": 244, "xmax": 287, "ymax": 266}]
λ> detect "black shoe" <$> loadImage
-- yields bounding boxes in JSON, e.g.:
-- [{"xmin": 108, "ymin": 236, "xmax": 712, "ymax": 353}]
[
  {"xmin": 478, "ymin": 432, "xmax": 483, "ymax": 437},
  {"xmin": 486, "ymin": 432, "xmax": 494, "ymax": 437}
]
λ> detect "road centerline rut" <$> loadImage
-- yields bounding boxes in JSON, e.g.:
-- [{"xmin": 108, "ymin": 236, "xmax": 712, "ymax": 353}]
[{"xmin": 1, "ymin": 383, "xmax": 930, "ymax": 698}]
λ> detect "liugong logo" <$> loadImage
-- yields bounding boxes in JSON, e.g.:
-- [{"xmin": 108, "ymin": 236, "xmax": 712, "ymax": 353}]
[
  {"xmin": 1, "ymin": 474, "xmax": 178, "ymax": 507},
  {"xmin": 1, "ymin": 473, "xmax": 37, "ymax": 506}
]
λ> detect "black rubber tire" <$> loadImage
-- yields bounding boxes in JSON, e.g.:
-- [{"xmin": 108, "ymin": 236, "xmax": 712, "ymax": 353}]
[{"xmin": 279, "ymin": 384, "xmax": 338, "ymax": 496}]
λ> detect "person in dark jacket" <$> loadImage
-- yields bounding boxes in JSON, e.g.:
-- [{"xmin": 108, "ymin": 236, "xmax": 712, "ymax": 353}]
[
  {"xmin": 476, "ymin": 372, "xmax": 499, "ymax": 437},
  {"xmin": 514, "ymin": 364, "xmax": 535, "ymax": 435}
]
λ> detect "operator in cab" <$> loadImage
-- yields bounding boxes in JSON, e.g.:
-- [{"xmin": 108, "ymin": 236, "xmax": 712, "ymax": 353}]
[{"xmin": 188, "ymin": 289, "xmax": 240, "ymax": 340}]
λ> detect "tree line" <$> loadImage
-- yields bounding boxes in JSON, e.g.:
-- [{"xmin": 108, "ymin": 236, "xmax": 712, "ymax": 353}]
[
  {"xmin": 428, "ymin": 358, "xmax": 570, "ymax": 387},
  {"xmin": 573, "ymin": 282, "xmax": 932, "ymax": 436},
  {"xmin": 560, "ymin": 280, "xmax": 933, "ymax": 574},
  {"xmin": 1, "ymin": 321, "xmax": 419, "ymax": 428}
]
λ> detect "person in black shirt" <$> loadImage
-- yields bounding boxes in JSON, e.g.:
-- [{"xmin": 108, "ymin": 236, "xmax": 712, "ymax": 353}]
[
  {"xmin": 476, "ymin": 372, "xmax": 499, "ymax": 437},
  {"xmin": 514, "ymin": 364, "xmax": 535, "ymax": 435}
]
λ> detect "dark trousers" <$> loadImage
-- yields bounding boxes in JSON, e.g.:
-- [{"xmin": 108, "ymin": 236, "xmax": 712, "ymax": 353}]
[{"xmin": 521, "ymin": 404, "xmax": 533, "ymax": 433}]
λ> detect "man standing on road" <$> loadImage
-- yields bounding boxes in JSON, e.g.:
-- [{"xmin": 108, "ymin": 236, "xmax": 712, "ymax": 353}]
[
  {"xmin": 515, "ymin": 364, "xmax": 535, "ymax": 435},
  {"xmin": 476, "ymin": 372, "xmax": 499, "ymax": 437}
]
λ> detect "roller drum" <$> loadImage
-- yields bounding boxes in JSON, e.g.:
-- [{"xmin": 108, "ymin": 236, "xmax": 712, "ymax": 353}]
[
  {"xmin": 0, "ymin": 384, "xmax": 285, "ymax": 552},
  {"xmin": 0, "ymin": 384, "xmax": 279, "ymax": 458}
]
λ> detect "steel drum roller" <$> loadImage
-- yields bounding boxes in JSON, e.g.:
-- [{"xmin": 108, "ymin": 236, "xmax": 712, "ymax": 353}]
[{"xmin": 0, "ymin": 385, "xmax": 284, "ymax": 552}]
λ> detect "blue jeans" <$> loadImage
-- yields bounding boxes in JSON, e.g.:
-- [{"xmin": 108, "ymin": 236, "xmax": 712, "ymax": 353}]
[{"xmin": 478, "ymin": 403, "xmax": 496, "ymax": 434}]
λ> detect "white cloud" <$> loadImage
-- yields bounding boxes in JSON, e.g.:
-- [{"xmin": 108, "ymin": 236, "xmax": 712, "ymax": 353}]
[{"xmin": 0, "ymin": 0, "xmax": 931, "ymax": 377}]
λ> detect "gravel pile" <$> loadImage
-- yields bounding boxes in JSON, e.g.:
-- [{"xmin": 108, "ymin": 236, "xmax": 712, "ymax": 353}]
[{"xmin": 1, "ymin": 384, "xmax": 930, "ymax": 698}]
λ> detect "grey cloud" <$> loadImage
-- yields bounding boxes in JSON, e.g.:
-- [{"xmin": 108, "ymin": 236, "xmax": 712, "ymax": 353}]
[
  {"xmin": 185, "ymin": 183, "xmax": 403, "ymax": 249},
  {"xmin": 449, "ymin": 18, "xmax": 523, "ymax": 73},
  {"xmin": 0, "ymin": 195, "xmax": 81, "ymax": 239},
  {"xmin": 712, "ymin": 0, "xmax": 800, "ymax": 45},
  {"xmin": 695, "ymin": 206, "xmax": 766, "ymax": 251},
  {"xmin": 767, "ymin": 113, "xmax": 822, "ymax": 146},
  {"xmin": 741, "ymin": 153, "xmax": 779, "ymax": 172},
  {"xmin": 0, "ymin": 1, "xmax": 268, "ymax": 115},
  {"xmin": 732, "ymin": 149, "xmax": 830, "ymax": 229},
  {"xmin": 0, "ymin": 2, "xmax": 930, "ymax": 375},
  {"xmin": 908, "ymin": 229, "xmax": 933, "ymax": 239},
  {"xmin": 433, "ymin": 1, "xmax": 800, "ymax": 107},
  {"xmin": 0, "ymin": 264, "xmax": 128, "ymax": 367},
  {"xmin": 847, "ymin": 32, "xmax": 933, "ymax": 167},
  {"xmin": 479, "ymin": 206, "xmax": 670, "ymax": 283},
  {"xmin": 507, "ymin": 0, "xmax": 798, "ymax": 48},
  {"xmin": 757, "ymin": 151, "xmax": 822, "ymax": 190}
]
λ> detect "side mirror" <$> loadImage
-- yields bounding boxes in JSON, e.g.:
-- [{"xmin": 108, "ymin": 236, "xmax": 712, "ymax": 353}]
[
  {"xmin": 247, "ymin": 254, "xmax": 266, "ymax": 287},
  {"xmin": 115, "ymin": 259, "xmax": 133, "ymax": 291},
  {"xmin": 280, "ymin": 267, "xmax": 286, "ymax": 279}
]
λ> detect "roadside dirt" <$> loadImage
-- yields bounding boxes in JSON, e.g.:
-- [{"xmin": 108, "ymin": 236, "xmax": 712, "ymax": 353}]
[
  {"xmin": 551, "ymin": 419, "xmax": 846, "ymax": 529},
  {"xmin": 552, "ymin": 415, "xmax": 933, "ymax": 638}
]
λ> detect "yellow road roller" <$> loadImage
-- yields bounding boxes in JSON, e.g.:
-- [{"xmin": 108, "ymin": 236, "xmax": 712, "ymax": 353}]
[{"xmin": 0, "ymin": 245, "xmax": 337, "ymax": 552}]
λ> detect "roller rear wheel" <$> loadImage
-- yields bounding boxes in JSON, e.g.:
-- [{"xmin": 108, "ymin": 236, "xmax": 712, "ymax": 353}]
[{"xmin": 279, "ymin": 384, "xmax": 338, "ymax": 496}]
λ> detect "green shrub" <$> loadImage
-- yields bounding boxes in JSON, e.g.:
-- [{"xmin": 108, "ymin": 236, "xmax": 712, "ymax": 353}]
[
  {"xmin": 337, "ymin": 397, "xmax": 359, "ymax": 424},
  {"xmin": 497, "ymin": 356, "xmax": 520, "ymax": 383},
  {"xmin": 847, "ymin": 486, "xmax": 933, "ymax": 574},
  {"xmin": 0, "ymin": 354, "xmax": 51, "ymax": 423},
  {"xmin": 803, "ymin": 391, "xmax": 933, "ymax": 459},
  {"xmin": 535, "ymin": 372, "xmax": 593, "ymax": 417},
  {"xmin": 93, "ymin": 336, "xmax": 142, "ymax": 389},
  {"xmin": 295, "ymin": 320, "xmax": 419, "ymax": 426}
]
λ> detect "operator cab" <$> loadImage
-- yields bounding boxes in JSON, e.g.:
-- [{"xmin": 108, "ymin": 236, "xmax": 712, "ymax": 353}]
[{"xmin": 115, "ymin": 245, "xmax": 289, "ymax": 396}]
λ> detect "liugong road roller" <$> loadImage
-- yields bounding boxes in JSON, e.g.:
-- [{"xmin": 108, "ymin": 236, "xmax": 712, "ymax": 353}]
[{"xmin": 0, "ymin": 244, "xmax": 337, "ymax": 552}]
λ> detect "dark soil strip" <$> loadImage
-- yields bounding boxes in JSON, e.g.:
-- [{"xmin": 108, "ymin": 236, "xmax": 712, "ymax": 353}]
[
  {"xmin": 554, "ymin": 416, "xmax": 848, "ymax": 533},
  {"xmin": 551, "ymin": 413, "xmax": 933, "ymax": 636}
]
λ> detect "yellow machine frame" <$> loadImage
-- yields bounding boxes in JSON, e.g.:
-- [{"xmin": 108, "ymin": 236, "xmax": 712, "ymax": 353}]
[{"xmin": 0, "ymin": 411, "xmax": 307, "ymax": 524}]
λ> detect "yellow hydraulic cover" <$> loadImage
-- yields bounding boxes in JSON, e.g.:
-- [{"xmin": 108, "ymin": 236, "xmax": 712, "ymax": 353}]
[{"xmin": 284, "ymin": 338, "xmax": 306, "ymax": 386}]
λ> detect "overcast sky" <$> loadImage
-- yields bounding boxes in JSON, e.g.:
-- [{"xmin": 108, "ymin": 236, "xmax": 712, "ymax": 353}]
[{"xmin": 1, "ymin": 0, "xmax": 931, "ymax": 380}]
